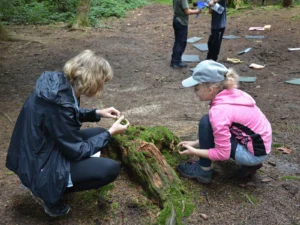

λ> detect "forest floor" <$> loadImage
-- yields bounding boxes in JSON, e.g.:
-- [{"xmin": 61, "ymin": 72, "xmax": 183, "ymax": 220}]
[{"xmin": 0, "ymin": 2, "xmax": 300, "ymax": 225}]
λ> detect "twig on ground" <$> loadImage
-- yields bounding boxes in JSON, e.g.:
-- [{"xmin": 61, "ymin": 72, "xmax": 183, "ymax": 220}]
[
  {"xmin": 182, "ymin": 200, "xmax": 185, "ymax": 212},
  {"xmin": 244, "ymin": 194, "xmax": 254, "ymax": 205},
  {"xmin": 1, "ymin": 112, "xmax": 14, "ymax": 125},
  {"xmin": 25, "ymin": 41, "xmax": 32, "ymax": 46}
]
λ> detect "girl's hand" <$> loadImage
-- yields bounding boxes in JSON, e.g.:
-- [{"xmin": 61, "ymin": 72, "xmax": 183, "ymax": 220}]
[
  {"xmin": 96, "ymin": 107, "xmax": 121, "ymax": 119},
  {"xmin": 178, "ymin": 144, "xmax": 197, "ymax": 156},
  {"xmin": 178, "ymin": 140, "xmax": 199, "ymax": 148},
  {"xmin": 108, "ymin": 115, "xmax": 130, "ymax": 136}
]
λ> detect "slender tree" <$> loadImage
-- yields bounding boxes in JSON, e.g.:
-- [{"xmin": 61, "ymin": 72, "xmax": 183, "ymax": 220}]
[
  {"xmin": 282, "ymin": 0, "xmax": 293, "ymax": 7},
  {"xmin": 72, "ymin": 0, "xmax": 92, "ymax": 29},
  {"xmin": 0, "ymin": 22, "xmax": 10, "ymax": 41}
]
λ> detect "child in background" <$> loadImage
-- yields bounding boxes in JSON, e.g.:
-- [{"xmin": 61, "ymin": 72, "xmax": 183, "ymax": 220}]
[
  {"xmin": 206, "ymin": 0, "xmax": 226, "ymax": 61},
  {"xmin": 177, "ymin": 60, "xmax": 272, "ymax": 183},
  {"xmin": 171, "ymin": 0, "xmax": 201, "ymax": 69}
]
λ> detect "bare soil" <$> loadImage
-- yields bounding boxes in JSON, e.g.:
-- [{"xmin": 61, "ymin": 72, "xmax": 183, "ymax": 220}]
[{"xmin": 0, "ymin": 3, "xmax": 300, "ymax": 225}]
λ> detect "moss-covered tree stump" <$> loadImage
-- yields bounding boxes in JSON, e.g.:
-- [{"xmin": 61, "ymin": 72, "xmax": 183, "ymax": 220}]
[{"xmin": 108, "ymin": 126, "xmax": 193, "ymax": 225}]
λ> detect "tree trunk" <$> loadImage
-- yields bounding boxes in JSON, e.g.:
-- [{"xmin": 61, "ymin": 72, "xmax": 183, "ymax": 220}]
[
  {"xmin": 0, "ymin": 22, "xmax": 10, "ymax": 41},
  {"xmin": 282, "ymin": 0, "xmax": 293, "ymax": 7},
  {"xmin": 107, "ymin": 126, "xmax": 194, "ymax": 225},
  {"xmin": 227, "ymin": 0, "xmax": 243, "ymax": 8},
  {"xmin": 72, "ymin": 0, "xmax": 91, "ymax": 29}
]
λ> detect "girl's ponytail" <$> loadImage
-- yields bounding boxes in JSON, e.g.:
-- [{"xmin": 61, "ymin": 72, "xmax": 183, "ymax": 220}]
[{"xmin": 223, "ymin": 68, "xmax": 239, "ymax": 89}]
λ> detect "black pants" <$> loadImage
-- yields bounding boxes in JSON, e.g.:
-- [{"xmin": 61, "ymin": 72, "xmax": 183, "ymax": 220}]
[
  {"xmin": 198, "ymin": 115, "xmax": 237, "ymax": 167},
  {"xmin": 206, "ymin": 27, "xmax": 225, "ymax": 61},
  {"xmin": 66, "ymin": 128, "xmax": 120, "ymax": 193},
  {"xmin": 171, "ymin": 16, "xmax": 188, "ymax": 65}
]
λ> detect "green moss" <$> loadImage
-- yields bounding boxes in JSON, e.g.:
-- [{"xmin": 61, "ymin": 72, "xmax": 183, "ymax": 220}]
[
  {"xmin": 281, "ymin": 176, "xmax": 300, "ymax": 181},
  {"xmin": 82, "ymin": 183, "xmax": 114, "ymax": 203},
  {"xmin": 111, "ymin": 202, "xmax": 119, "ymax": 210},
  {"xmin": 6, "ymin": 171, "xmax": 14, "ymax": 175},
  {"xmin": 110, "ymin": 125, "xmax": 195, "ymax": 224},
  {"xmin": 158, "ymin": 187, "xmax": 195, "ymax": 225}
]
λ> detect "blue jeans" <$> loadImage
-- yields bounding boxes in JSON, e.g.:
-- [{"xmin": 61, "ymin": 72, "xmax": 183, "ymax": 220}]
[
  {"xmin": 171, "ymin": 16, "xmax": 188, "ymax": 65},
  {"xmin": 198, "ymin": 115, "xmax": 267, "ymax": 167}
]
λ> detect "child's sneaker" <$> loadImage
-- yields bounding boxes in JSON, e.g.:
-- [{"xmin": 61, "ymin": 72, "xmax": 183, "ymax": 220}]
[
  {"xmin": 236, "ymin": 163, "xmax": 263, "ymax": 178},
  {"xmin": 177, "ymin": 161, "xmax": 213, "ymax": 183},
  {"xmin": 31, "ymin": 192, "xmax": 71, "ymax": 217}
]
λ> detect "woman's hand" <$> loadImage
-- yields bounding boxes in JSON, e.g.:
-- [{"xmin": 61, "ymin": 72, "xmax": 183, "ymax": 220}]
[
  {"xmin": 178, "ymin": 140, "xmax": 199, "ymax": 148},
  {"xmin": 96, "ymin": 107, "xmax": 121, "ymax": 119},
  {"xmin": 108, "ymin": 115, "xmax": 130, "ymax": 136}
]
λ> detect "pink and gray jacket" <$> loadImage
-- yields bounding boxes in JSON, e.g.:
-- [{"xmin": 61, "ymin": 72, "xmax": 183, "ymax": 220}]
[{"xmin": 208, "ymin": 88, "xmax": 272, "ymax": 161}]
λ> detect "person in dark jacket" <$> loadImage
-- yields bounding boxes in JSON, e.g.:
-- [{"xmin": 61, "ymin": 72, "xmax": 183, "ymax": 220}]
[
  {"xmin": 6, "ymin": 50, "xmax": 130, "ymax": 217},
  {"xmin": 206, "ymin": 0, "xmax": 226, "ymax": 61}
]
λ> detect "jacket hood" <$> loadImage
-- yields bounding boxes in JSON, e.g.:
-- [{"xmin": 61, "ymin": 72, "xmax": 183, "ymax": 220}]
[
  {"xmin": 211, "ymin": 89, "xmax": 256, "ymax": 107},
  {"xmin": 36, "ymin": 71, "xmax": 76, "ymax": 107}
]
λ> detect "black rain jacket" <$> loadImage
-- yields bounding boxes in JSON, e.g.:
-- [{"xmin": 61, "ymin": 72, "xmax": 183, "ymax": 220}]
[{"xmin": 6, "ymin": 71, "xmax": 111, "ymax": 205}]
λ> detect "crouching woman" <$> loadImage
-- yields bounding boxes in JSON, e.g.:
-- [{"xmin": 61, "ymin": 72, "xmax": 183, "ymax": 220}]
[{"xmin": 6, "ymin": 50, "xmax": 129, "ymax": 216}]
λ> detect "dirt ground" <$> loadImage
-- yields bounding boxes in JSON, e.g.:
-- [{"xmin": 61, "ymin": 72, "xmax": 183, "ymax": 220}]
[{"xmin": 1, "ymin": 3, "xmax": 300, "ymax": 225}]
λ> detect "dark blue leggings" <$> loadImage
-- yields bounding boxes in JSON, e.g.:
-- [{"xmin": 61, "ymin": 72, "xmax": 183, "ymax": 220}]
[
  {"xmin": 198, "ymin": 115, "xmax": 237, "ymax": 167},
  {"xmin": 66, "ymin": 128, "xmax": 120, "ymax": 193}
]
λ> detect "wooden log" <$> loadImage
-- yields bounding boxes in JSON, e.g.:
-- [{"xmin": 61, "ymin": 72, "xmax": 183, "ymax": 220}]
[{"xmin": 107, "ymin": 126, "xmax": 194, "ymax": 225}]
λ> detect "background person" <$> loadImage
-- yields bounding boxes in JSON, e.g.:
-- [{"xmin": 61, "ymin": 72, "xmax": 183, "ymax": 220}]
[{"xmin": 171, "ymin": 0, "xmax": 201, "ymax": 69}]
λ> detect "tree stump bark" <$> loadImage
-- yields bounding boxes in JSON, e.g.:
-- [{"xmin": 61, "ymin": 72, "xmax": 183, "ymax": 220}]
[
  {"xmin": 72, "ymin": 0, "xmax": 92, "ymax": 29},
  {"xmin": 108, "ymin": 126, "xmax": 194, "ymax": 225}
]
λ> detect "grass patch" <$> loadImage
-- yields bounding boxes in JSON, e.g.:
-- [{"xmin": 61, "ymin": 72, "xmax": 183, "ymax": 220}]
[
  {"xmin": 245, "ymin": 193, "xmax": 259, "ymax": 204},
  {"xmin": 291, "ymin": 14, "xmax": 300, "ymax": 20},
  {"xmin": 6, "ymin": 171, "xmax": 14, "ymax": 175},
  {"xmin": 281, "ymin": 176, "xmax": 300, "ymax": 181},
  {"xmin": 150, "ymin": 0, "xmax": 172, "ymax": 4},
  {"xmin": 272, "ymin": 143, "xmax": 283, "ymax": 148}
]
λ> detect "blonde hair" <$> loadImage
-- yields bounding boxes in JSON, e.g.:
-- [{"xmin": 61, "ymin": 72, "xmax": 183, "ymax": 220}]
[
  {"xmin": 202, "ymin": 68, "xmax": 239, "ymax": 90},
  {"xmin": 64, "ymin": 50, "xmax": 113, "ymax": 97}
]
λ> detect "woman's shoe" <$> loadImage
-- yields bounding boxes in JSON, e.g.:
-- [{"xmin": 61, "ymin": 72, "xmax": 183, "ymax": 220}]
[{"xmin": 31, "ymin": 192, "xmax": 71, "ymax": 217}]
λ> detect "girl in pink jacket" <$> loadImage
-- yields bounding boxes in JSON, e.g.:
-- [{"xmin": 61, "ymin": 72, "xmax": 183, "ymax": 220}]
[{"xmin": 177, "ymin": 60, "xmax": 272, "ymax": 183}]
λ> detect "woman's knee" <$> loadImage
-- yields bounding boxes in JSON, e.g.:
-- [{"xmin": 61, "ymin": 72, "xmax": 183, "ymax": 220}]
[{"xmin": 106, "ymin": 159, "xmax": 121, "ymax": 180}]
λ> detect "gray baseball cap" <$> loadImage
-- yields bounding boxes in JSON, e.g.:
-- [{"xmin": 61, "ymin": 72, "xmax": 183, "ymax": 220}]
[{"xmin": 182, "ymin": 60, "xmax": 228, "ymax": 87}]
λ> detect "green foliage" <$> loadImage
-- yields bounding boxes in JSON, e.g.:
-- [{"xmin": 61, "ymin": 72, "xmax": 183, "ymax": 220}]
[
  {"xmin": 0, "ymin": 0, "xmax": 149, "ymax": 26},
  {"xmin": 272, "ymin": 143, "xmax": 283, "ymax": 148},
  {"xmin": 281, "ymin": 175, "xmax": 300, "ymax": 181},
  {"xmin": 150, "ymin": 0, "xmax": 172, "ymax": 4}
]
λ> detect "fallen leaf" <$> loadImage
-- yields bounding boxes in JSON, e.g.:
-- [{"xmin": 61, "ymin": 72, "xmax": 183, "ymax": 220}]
[
  {"xmin": 200, "ymin": 213, "xmax": 208, "ymax": 220},
  {"xmin": 268, "ymin": 161, "xmax": 276, "ymax": 166},
  {"xmin": 261, "ymin": 177, "xmax": 272, "ymax": 183},
  {"xmin": 246, "ymin": 182, "xmax": 256, "ymax": 187},
  {"xmin": 282, "ymin": 183, "xmax": 299, "ymax": 195},
  {"xmin": 277, "ymin": 146, "xmax": 292, "ymax": 154},
  {"xmin": 249, "ymin": 63, "xmax": 265, "ymax": 69}
]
